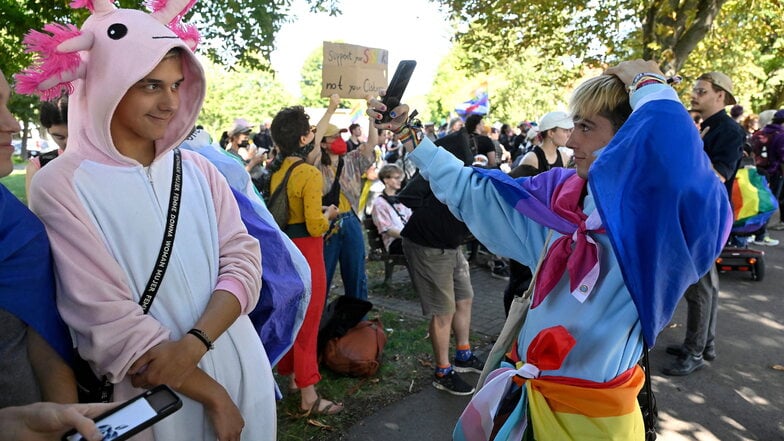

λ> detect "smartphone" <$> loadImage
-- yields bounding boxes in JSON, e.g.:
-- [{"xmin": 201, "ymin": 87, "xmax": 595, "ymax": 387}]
[
  {"xmin": 62, "ymin": 385, "xmax": 182, "ymax": 441},
  {"xmin": 380, "ymin": 60, "xmax": 417, "ymax": 123}
]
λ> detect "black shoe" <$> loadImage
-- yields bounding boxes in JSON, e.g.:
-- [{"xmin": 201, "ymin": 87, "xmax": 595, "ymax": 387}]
[
  {"xmin": 453, "ymin": 354, "xmax": 485, "ymax": 374},
  {"xmin": 432, "ymin": 370, "xmax": 475, "ymax": 395},
  {"xmin": 662, "ymin": 355, "xmax": 705, "ymax": 376},
  {"xmin": 666, "ymin": 344, "xmax": 716, "ymax": 361}
]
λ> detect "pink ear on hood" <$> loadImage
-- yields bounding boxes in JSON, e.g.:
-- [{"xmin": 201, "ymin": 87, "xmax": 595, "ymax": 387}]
[
  {"xmin": 69, "ymin": 0, "xmax": 114, "ymax": 14},
  {"xmin": 14, "ymin": 24, "xmax": 91, "ymax": 101},
  {"xmin": 147, "ymin": 0, "xmax": 200, "ymax": 50}
]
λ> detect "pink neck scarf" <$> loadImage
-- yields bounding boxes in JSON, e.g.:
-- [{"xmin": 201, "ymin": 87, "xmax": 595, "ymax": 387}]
[{"xmin": 531, "ymin": 176, "xmax": 604, "ymax": 309}]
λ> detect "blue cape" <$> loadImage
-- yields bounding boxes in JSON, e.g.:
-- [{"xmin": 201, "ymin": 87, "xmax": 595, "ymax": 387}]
[
  {"xmin": 0, "ymin": 185, "xmax": 72, "ymax": 362},
  {"xmin": 476, "ymin": 99, "xmax": 732, "ymax": 347}
]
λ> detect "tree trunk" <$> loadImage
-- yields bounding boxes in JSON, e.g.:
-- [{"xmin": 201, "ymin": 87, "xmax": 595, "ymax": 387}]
[{"xmin": 641, "ymin": 0, "xmax": 728, "ymax": 75}]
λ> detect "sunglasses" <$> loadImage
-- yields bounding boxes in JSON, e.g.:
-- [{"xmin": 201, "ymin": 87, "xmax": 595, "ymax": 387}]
[{"xmin": 692, "ymin": 87, "xmax": 710, "ymax": 97}]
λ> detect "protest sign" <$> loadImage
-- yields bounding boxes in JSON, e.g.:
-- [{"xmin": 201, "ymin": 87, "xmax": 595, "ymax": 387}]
[{"xmin": 321, "ymin": 42, "xmax": 388, "ymax": 99}]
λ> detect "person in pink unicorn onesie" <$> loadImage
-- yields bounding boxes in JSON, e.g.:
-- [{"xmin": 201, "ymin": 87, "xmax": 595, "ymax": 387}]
[{"xmin": 17, "ymin": 0, "xmax": 275, "ymax": 439}]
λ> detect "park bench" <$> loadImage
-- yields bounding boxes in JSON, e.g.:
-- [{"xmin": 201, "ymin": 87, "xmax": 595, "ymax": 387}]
[{"xmin": 363, "ymin": 216, "xmax": 408, "ymax": 283}]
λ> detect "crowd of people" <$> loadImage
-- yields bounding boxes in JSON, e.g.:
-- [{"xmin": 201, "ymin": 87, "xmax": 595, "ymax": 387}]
[{"xmin": 2, "ymin": 1, "xmax": 784, "ymax": 440}]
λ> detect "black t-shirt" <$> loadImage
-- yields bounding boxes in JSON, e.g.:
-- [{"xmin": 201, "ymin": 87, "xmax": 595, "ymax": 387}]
[
  {"xmin": 474, "ymin": 135, "xmax": 495, "ymax": 156},
  {"xmin": 346, "ymin": 138, "xmax": 361, "ymax": 152},
  {"xmin": 399, "ymin": 131, "xmax": 472, "ymax": 249}
]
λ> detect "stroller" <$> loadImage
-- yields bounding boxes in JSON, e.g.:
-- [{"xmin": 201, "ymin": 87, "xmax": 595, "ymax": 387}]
[{"xmin": 716, "ymin": 165, "xmax": 779, "ymax": 281}]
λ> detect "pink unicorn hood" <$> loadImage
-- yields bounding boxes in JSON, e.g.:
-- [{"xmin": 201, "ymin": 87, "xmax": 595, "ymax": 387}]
[{"xmin": 17, "ymin": 0, "xmax": 204, "ymax": 165}]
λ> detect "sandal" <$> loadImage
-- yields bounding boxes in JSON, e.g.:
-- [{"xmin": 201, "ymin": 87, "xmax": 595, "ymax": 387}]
[{"xmin": 301, "ymin": 393, "xmax": 344, "ymax": 416}]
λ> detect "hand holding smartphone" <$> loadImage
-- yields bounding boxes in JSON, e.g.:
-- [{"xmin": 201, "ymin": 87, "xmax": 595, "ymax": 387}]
[
  {"xmin": 380, "ymin": 60, "xmax": 417, "ymax": 123},
  {"xmin": 62, "ymin": 385, "xmax": 182, "ymax": 441}
]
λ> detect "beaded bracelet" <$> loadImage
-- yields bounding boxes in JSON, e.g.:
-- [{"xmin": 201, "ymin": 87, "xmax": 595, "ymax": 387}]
[
  {"xmin": 187, "ymin": 328, "xmax": 214, "ymax": 351},
  {"xmin": 627, "ymin": 72, "xmax": 667, "ymax": 94}
]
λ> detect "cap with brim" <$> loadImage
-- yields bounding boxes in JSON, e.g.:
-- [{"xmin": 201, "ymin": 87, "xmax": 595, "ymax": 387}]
[
  {"xmin": 538, "ymin": 111, "xmax": 574, "ymax": 132},
  {"xmin": 702, "ymin": 72, "xmax": 737, "ymax": 105},
  {"xmin": 324, "ymin": 123, "xmax": 348, "ymax": 137},
  {"xmin": 229, "ymin": 118, "xmax": 254, "ymax": 137},
  {"xmin": 773, "ymin": 109, "xmax": 784, "ymax": 121}
]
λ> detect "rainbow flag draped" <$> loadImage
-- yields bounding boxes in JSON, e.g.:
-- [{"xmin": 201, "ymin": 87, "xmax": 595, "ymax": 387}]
[
  {"xmin": 454, "ymin": 327, "xmax": 645, "ymax": 440},
  {"xmin": 730, "ymin": 167, "xmax": 779, "ymax": 233}
]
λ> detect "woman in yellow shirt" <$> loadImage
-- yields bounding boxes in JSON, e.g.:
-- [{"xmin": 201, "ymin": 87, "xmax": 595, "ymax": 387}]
[{"xmin": 268, "ymin": 106, "xmax": 342, "ymax": 415}]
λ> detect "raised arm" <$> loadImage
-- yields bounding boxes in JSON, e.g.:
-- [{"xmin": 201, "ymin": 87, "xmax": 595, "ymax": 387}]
[{"xmin": 307, "ymin": 93, "xmax": 341, "ymax": 165}]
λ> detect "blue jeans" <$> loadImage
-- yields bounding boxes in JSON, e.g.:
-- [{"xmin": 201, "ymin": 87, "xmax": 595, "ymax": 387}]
[{"xmin": 324, "ymin": 212, "xmax": 368, "ymax": 301}]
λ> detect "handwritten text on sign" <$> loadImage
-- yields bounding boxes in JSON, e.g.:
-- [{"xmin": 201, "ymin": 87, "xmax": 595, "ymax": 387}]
[{"xmin": 322, "ymin": 42, "xmax": 388, "ymax": 99}]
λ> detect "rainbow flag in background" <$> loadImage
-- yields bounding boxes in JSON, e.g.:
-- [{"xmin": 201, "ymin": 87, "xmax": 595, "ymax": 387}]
[
  {"xmin": 348, "ymin": 101, "xmax": 365, "ymax": 124},
  {"xmin": 730, "ymin": 167, "xmax": 779, "ymax": 233},
  {"xmin": 455, "ymin": 81, "xmax": 489, "ymax": 116}
]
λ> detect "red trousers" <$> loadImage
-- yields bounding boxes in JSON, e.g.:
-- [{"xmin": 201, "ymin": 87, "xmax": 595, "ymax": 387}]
[{"xmin": 277, "ymin": 236, "xmax": 327, "ymax": 388}]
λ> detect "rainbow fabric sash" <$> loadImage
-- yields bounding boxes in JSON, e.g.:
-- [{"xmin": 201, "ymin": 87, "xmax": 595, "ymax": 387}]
[{"xmin": 454, "ymin": 327, "xmax": 644, "ymax": 440}]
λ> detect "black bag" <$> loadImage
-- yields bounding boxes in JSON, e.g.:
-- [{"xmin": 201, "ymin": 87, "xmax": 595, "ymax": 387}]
[
  {"xmin": 75, "ymin": 149, "xmax": 183, "ymax": 403},
  {"xmin": 317, "ymin": 296, "xmax": 372, "ymax": 356},
  {"xmin": 321, "ymin": 157, "xmax": 344, "ymax": 207},
  {"xmin": 266, "ymin": 160, "xmax": 304, "ymax": 229},
  {"xmin": 638, "ymin": 344, "xmax": 658, "ymax": 441}
]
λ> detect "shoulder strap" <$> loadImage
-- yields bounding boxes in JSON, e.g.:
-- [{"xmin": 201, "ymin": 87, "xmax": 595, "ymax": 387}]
[
  {"xmin": 138, "ymin": 148, "xmax": 183, "ymax": 314},
  {"xmin": 268, "ymin": 159, "xmax": 304, "ymax": 204},
  {"xmin": 380, "ymin": 193, "xmax": 407, "ymax": 224}
]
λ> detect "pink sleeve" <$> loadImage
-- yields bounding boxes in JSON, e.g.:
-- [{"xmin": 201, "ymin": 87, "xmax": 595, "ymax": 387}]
[
  {"xmin": 372, "ymin": 197, "xmax": 396, "ymax": 234},
  {"xmin": 187, "ymin": 152, "xmax": 261, "ymax": 314},
  {"xmin": 29, "ymin": 168, "xmax": 170, "ymax": 383}
]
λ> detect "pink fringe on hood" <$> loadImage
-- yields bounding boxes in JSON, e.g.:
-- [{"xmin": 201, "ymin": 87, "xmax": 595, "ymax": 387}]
[
  {"xmin": 15, "ymin": 24, "xmax": 83, "ymax": 100},
  {"xmin": 146, "ymin": 0, "xmax": 197, "ymax": 25},
  {"xmin": 69, "ymin": 0, "xmax": 95, "ymax": 12}
]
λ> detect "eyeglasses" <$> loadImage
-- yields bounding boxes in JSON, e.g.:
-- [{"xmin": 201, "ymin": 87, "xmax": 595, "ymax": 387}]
[{"xmin": 692, "ymin": 87, "xmax": 710, "ymax": 97}]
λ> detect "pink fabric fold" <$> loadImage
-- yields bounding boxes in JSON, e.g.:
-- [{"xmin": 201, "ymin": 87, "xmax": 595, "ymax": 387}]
[{"xmin": 531, "ymin": 177, "xmax": 604, "ymax": 309}]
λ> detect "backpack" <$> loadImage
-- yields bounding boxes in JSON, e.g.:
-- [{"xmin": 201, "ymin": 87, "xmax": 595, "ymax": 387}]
[
  {"xmin": 749, "ymin": 130, "xmax": 771, "ymax": 170},
  {"xmin": 266, "ymin": 160, "xmax": 304, "ymax": 229}
]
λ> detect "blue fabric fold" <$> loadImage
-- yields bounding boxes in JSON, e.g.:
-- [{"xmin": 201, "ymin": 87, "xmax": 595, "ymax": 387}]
[{"xmin": 0, "ymin": 185, "xmax": 72, "ymax": 362}]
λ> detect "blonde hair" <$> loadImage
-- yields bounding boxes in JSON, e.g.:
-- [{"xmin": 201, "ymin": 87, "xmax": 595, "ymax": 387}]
[{"xmin": 569, "ymin": 74, "xmax": 632, "ymax": 132}]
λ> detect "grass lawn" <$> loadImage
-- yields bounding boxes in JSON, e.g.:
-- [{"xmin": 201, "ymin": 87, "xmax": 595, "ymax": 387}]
[
  {"xmin": 0, "ymin": 169, "xmax": 27, "ymax": 204},
  {"xmin": 275, "ymin": 261, "xmax": 493, "ymax": 440}
]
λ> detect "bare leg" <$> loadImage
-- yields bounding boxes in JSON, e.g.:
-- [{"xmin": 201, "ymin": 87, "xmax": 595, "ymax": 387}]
[
  {"xmin": 430, "ymin": 313, "xmax": 455, "ymax": 366},
  {"xmin": 452, "ymin": 299, "xmax": 472, "ymax": 348}
]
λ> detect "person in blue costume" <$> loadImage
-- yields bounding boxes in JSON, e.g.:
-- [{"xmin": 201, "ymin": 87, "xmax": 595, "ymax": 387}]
[
  {"xmin": 0, "ymin": 69, "xmax": 75, "ymax": 407},
  {"xmin": 368, "ymin": 60, "xmax": 733, "ymax": 440}
]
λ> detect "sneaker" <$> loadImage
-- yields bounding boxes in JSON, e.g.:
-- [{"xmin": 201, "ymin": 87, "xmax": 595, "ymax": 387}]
[
  {"xmin": 666, "ymin": 344, "xmax": 716, "ymax": 361},
  {"xmin": 432, "ymin": 370, "xmax": 475, "ymax": 395},
  {"xmin": 662, "ymin": 354, "xmax": 705, "ymax": 376},
  {"xmin": 491, "ymin": 263, "xmax": 511, "ymax": 281},
  {"xmin": 752, "ymin": 235, "xmax": 780, "ymax": 246},
  {"xmin": 769, "ymin": 222, "xmax": 784, "ymax": 231},
  {"xmin": 454, "ymin": 354, "xmax": 485, "ymax": 374}
]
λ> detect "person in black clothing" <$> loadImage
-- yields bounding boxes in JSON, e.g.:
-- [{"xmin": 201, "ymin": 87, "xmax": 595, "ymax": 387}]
[
  {"xmin": 663, "ymin": 71, "xmax": 744, "ymax": 376},
  {"xmin": 397, "ymin": 130, "xmax": 485, "ymax": 396},
  {"xmin": 252, "ymin": 121, "xmax": 273, "ymax": 152}
]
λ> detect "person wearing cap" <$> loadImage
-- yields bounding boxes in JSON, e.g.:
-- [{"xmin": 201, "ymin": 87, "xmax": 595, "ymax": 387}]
[
  {"xmin": 225, "ymin": 118, "xmax": 254, "ymax": 162},
  {"xmin": 307, "ymin": 94, "xmax": 377, "ymax": 302},
  {"xmin": 516, "ymin": 111, "xmax": 573, "ymax": 175},
  {"xmin": 663, "ymin": 71, "xmax": 745, "ymax": 376}
]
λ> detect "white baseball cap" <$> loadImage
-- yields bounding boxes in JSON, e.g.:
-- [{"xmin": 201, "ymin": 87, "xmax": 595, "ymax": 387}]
[{"xmin": 538, "ymin": 111, "xmax": 574, "ymax": 132}]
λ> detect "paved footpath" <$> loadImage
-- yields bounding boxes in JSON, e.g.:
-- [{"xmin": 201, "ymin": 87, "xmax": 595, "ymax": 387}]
[{"xmin": 343, "ymin": 230, "xmax": 784, "ymax": 441}]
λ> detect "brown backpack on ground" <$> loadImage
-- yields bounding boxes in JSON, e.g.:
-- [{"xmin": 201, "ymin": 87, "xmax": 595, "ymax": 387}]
[{"xmin": 322, "ymin": 318, "xmax": 387, "ymax": 377}]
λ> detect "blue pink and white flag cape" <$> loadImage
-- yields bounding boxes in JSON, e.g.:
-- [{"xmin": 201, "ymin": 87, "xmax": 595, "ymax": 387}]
[{"xmin": 179, "ymin": 130, "xmax": 311, "ymax": 368}]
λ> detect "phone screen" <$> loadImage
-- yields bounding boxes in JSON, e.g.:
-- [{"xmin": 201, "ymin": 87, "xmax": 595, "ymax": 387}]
[{"xmin": 64, "ymin": 386, "xmax": 181, "ymax": 441}]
